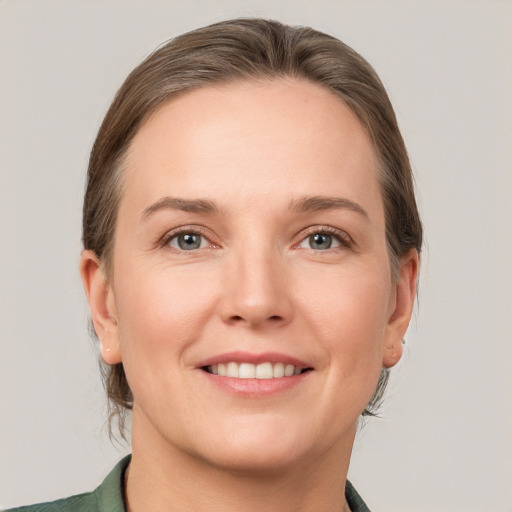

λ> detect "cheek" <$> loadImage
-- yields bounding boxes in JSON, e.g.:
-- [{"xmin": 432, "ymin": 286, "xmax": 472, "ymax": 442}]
[
  {"xmin": 113, "ymin": 262, "xmax": 221, "ymax": 358},
  {"xmin": 294, "ymin": 261, "xmax": 392, "ymax": 364},
  {"xmin": 111, "ymin": 264, "xmax": 223, "ymax": 415}
]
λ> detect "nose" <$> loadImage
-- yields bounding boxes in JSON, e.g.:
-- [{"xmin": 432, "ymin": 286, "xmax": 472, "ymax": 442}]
[{"xmin": 218, "ymin": 245, "xmax": 294, "ymax": 329}]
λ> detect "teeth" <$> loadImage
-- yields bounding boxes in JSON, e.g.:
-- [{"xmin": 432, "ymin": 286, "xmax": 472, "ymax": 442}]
[
  {"xmin": 239, "ymin": 363, "xmax": 256, "ymax": 378},
  {"xmin": 255, "ymin": 362, "xmax": 273, "ymax": 379},
  {"xmin": 227, "ymin": 362, "xmax": 238, "ymax": 378},
  {"xmin": 206, "ymin": 362, "xmax": 304, "ymax": 379},
  {"xmin": 273, "ymin": 362, "xmax": 284, "ymax": 378}
]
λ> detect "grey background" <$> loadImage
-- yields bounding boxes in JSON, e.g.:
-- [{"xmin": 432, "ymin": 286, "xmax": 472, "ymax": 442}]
[{"xmin": 1, "ymin": 1, "xmax": 511, "ymax": 510}]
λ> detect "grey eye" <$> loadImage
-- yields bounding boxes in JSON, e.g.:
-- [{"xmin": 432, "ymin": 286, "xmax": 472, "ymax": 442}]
[
  {"xmin": 309, "ymin": 233, "xmax": 333, "ymax": 250},
  {"xmin": 170, "ymin": 233, "xmax": 205, "ymax": 250},
  {"xmin": 298, "ymin": 232, "xmax": 342, "ymax": 250}
]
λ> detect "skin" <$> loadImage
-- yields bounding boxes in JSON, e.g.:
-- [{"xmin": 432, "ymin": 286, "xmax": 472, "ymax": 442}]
[{"xmin": 81, "ymin": 79, "xmax": 418, "ymax": 512}]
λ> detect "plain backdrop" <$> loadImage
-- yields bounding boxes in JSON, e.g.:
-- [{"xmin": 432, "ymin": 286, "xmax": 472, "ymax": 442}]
[{"xmin": 1, "ymin": 1, "xmax": 511, "ymax": 511}]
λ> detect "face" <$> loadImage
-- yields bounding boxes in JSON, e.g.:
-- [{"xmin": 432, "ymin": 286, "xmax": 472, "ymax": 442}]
[{"xmin": 82, "ymin": 79, "xmax": 416, "ymax": 473}]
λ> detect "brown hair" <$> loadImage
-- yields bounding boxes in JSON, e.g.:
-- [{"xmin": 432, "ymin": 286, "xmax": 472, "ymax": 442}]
[{"xmin": 83, "ymin": 18, "xmax": 423, "ymax": 435}]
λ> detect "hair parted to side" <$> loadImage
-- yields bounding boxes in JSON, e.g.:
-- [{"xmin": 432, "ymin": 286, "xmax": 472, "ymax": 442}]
[{"xmin": 83, "ymin": 18, "xmax": 423, "ymax": 437}]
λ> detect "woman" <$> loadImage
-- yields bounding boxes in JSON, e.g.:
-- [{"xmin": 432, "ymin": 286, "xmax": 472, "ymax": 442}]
[{"xmin": 8, "ymin": 18, "xmax": 421, "ymax": 512}]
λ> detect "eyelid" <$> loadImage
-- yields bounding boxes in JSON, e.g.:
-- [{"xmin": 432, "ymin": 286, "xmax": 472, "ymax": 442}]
[{"xmin": 293, "ymin": 225, "xmax": 353, "ymax": 249}]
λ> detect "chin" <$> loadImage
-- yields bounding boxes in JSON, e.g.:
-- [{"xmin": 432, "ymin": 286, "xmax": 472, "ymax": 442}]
[
  {"xmin": 186, "ymin": 417, "xmax": 332, "ymax": 475},
  {"xmin": 199, "ymin": 442, "xmax": 306, "ymax": 475}
]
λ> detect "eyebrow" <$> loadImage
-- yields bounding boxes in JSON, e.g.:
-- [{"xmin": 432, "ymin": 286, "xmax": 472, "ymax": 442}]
[
  {"xmin": 141, "ymin": 194, "xmax": 369, "ymax": 221},
  {"xmin": 289, "ymin": 195, "xmax": 369, "ymax": 219},
  {"xmin": 141, "ymin": 197, "xmax": 219, "ymax": 221}
]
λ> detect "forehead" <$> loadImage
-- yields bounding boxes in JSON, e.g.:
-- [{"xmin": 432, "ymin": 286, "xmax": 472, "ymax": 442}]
[{"xmin": 121, "ymin": 78, "xmax": 381, "ymax": 217}]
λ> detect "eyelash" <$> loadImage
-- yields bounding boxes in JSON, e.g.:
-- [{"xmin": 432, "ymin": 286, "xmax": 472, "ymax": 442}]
[{"xmin": 158, "ymin": 225, "xmax": 353, "ymax": 252}]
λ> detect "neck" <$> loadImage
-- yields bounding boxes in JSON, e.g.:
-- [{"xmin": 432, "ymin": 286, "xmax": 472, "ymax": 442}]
[{"xmin": 125, "ymin": 407, "xmax": 355, "ymax": 512}]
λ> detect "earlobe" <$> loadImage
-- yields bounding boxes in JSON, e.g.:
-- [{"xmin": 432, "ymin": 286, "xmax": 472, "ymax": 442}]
[
  {"xmin": 383, "ymin": 249, "xmax": 419, "ymax": 368},
  {"xmin": 383, "ymin": 342, "xmax": 403, "ymax": 368},
  {"xmin": 79, "ymin": 250, "xmax": 122, "ymax": 365}
]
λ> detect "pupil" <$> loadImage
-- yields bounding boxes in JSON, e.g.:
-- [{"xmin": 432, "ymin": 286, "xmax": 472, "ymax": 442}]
[
  {"xmin": 310, "ymin": 233, "xmax": 331, "ymax": 250},
  {"xmin": 179, "ymin": 233, "xmax": 200, "ymax": 250}
]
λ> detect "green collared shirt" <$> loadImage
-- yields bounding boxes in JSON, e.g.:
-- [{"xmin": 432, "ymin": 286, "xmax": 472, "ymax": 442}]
[{"xmin": 4, "ymin": 455, "xmax": 371, "ymax": 512}]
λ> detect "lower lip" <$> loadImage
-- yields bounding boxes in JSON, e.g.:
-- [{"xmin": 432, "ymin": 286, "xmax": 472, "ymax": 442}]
[{"xmin": 199, "ymin": 370, "xmax": 311, "ymax": 396}]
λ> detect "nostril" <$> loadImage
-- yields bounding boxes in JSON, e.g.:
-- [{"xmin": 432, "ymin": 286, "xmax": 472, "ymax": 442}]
[{"xmin": 228, "ymin": 314, "xmax": 284, "ymax": 325}]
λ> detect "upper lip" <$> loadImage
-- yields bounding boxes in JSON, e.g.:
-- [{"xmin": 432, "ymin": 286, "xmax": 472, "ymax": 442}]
[{"xmin": 196, "ymin": 351, "xmax": 311, "ymax": 369}]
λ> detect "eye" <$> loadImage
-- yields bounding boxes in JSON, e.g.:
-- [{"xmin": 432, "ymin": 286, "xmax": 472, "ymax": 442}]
[
  {"xmin": 297, "ymin": 228, "xmax": 351, "ymax": 251},
  {"xmin": 299, "ymin": 232, "xmax": 340, "ymax": 250},
  {"xmin": 167, "ymin": 232, "xmax": 209, "ymax": 251}
]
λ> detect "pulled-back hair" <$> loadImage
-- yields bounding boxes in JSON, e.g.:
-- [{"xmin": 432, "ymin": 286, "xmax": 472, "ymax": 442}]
[{"xmin": 83, "ymin": 18, "xmax": 422, "ymax": 436}]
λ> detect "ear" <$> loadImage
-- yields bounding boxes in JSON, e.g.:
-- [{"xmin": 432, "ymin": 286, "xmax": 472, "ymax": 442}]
[
  {"xmin": 382, "ymin": 249, "xmax": 419, "ymax": 368},
  {"xmin": 79, "ymin": 250, "xmax": 122, "ymax": 365}
]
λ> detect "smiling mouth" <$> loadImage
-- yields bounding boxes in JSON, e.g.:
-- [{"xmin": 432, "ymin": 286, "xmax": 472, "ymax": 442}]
[{"xmin": 202, "ymin": 362, "xmax": 311, "ymax": 379}]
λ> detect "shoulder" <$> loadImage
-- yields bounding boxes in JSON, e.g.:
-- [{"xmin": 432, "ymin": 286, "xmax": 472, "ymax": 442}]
[
  {"xmin": 345, "ymin": 479, "xmax": 372, "ymax": 512},
  {"xmin": 3, "ymin": 455, "xmax": 130, "ymax": 512},
  {"xmin": 3, "ymin": 492, "xmax": 97, "ymax": 512}
]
